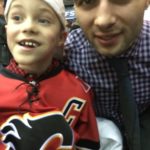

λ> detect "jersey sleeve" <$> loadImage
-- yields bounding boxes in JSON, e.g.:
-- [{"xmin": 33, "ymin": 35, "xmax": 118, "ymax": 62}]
[{"xmin": 74, "ymin": 90, "xmax": 100, "ymax": 150}]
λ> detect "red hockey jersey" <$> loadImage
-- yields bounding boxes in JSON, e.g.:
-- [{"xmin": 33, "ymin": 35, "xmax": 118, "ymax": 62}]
[{"xmin": 0, "ymin": 64, "xmax": 100, "ymax": 150}]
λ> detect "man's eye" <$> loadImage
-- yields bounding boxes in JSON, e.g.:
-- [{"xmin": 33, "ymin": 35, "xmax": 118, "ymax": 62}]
[
  {"xmin": 83, "ymin": 0, "xmax": 92, "ymax": 4},
  {"xmin": 75, "ymin": 0, "xmax": 96, "ymax": 7}
]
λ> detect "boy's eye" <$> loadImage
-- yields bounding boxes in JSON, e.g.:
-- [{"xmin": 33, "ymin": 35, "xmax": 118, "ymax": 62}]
[
  {"xmin": 39, "ymin": 18, "xmax": 50, "ymax": 25},
  {"xmin": 12, "ymin": 15, "xmax": 22, "ymax": 21}
]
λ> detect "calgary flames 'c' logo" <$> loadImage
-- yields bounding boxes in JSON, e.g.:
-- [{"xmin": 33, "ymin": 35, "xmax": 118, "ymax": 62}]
[{"xmin": 0, "ymin": 112, "xmax": 73, "ymax": 150}]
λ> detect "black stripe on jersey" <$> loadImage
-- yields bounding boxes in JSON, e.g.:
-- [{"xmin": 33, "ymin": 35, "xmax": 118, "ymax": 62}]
[
  {"xmin": 0, "ymin": 64, "xmax": 63, "ymax": 82},
  {"xmin": 76, "ymin": 139, "xmax": 100, "ymax": 150}
]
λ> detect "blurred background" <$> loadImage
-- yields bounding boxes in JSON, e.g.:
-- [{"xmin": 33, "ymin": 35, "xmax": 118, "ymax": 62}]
[
  {"xmin": 64, "ymin": 0, "xmax": 77, "ymax": 32},
  {"xmin": 144, "ymin": 5, "xmax": 150, "ymax": 21}
]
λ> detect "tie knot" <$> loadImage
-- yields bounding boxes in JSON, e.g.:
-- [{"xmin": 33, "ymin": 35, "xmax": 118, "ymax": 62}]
[{"xmin": 108, "ymin": 58, "xmax": 129, "ymax": 78}]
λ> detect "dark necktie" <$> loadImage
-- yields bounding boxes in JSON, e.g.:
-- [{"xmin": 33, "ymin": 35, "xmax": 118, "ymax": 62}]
[{"xmin": 108, "ymin": 58, "xmax": 141, "ymax": 150}]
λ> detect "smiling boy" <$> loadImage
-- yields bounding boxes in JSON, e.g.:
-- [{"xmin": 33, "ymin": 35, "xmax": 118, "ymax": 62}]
[{"xmin": 0, "ymin": 0, "xmax": 100, "ymax": 149}]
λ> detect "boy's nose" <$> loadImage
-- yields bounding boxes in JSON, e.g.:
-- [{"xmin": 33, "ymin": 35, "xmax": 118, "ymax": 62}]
[
  {"xmin": 94, "ymin": 1, "xmax": 117, "ymax": 31},
  {"xmin": 21, "ymin": 19, "xmax": 38, "ymax": 34}
]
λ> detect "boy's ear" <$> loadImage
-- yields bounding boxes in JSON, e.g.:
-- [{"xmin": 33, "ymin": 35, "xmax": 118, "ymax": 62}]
[
  {"xmin": 58, "ymin": 31, "xmax": 67, "ymax": 47},
  {"xmin": 54, "ymin": 31, "xmax": 67, "ymax": 60}
]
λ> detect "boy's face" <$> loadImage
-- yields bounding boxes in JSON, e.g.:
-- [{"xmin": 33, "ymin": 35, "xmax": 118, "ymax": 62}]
[
  {"xmin": 74, "ymin": 0, "xmax": 149, "ymax": 57},
  {"xmin": 6, "ymin": 0, "xmax": 65, "ymax": 73}
]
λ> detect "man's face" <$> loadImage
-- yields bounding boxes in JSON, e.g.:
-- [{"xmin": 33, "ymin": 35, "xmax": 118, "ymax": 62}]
[{"xmin": 74, "ymin": 0, "xmax": 149, "ymax": 57}]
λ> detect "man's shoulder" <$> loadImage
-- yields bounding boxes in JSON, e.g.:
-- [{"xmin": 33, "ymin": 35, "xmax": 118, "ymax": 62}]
[
  {"xmin": 65, "ymin": 28, "xmax": 92, "ymax": 53},
  {"xmin": 62, "ymin": 69, "xmax": 92, "ymax": 93},
  {"xmin": 66, "ymin": 28, "xmax": 88, "ymax": 44},
  {"xmin": 68, "ymin": 27, "xmax": 84, "ymax": 36}
]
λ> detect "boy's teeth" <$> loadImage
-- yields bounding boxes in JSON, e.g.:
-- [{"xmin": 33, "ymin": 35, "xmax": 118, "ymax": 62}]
[
  {"xmin": 26, "ymin": 42, "xmax": 36, "ymax": 47},
  {"xmin": 20, "ymin": 41, "xmax": 38, "ymax": 47}
]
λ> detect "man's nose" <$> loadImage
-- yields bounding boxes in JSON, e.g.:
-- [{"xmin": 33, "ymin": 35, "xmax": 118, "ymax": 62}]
[{"xmin": 94, "ymin": 1, "xmax": 117, "ymax": 31}]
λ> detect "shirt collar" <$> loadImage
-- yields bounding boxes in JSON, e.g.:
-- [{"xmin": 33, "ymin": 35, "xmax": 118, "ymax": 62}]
[{"xmin": 6, "ymin": 59, "xmax": 60, "ymax": 80}]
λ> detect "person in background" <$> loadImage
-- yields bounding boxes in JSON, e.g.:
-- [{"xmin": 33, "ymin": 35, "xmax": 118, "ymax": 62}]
[
  {"xmin": 64, "ymin": 0, "xmax": 150, "ymax": 149},
  {"xmin": 70, "ymin": 20, "xmax": 80, "ymax": 32},
  {"xmin": 0, "ymin": 0, "xmax": 4, "ymax": 14},
  {"xmin": 0, "ymin": 0, "xmax": 100, "ymax": 149},
  {"xmin": 0, "ymin": 0, "xmax": 10, "ymax": 67}
]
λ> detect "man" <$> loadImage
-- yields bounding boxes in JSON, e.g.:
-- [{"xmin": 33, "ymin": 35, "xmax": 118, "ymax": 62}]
[{"xmin": 64, "ymin": 0, "xmax": 150, "ymax": 149}]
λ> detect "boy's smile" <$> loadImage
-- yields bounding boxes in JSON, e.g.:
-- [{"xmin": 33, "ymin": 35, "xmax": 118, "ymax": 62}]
[{"xmin": 18, "ymin": 40, "xmax": 40, "ymax": 48}]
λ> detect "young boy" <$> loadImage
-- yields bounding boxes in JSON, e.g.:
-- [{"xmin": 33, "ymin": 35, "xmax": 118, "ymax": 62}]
[{"xmin": 0, "ymin": 0, "xmax": 100, "ymax": 149}]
